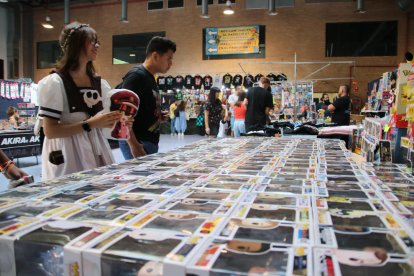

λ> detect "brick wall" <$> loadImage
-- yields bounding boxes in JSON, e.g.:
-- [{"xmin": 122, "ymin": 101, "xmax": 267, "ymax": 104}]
[{"xmin": 31, "ymin": 0, "xmax": 413, "ymax": 102}]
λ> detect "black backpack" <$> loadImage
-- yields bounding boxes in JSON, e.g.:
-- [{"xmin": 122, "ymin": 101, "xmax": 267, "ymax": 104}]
[
  {"xmin": 115, "ymin": 65, "xmax": 141, "ymax": 89},
  {"xmin": 115, "ymin": 82, "xmax": 123, "ymax": 89}
]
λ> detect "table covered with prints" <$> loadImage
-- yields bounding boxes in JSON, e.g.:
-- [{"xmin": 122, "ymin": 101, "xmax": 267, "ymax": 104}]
[
  {"xmin": 0, "ymin": 137, "xmax": 413, "ymax": 276},
  {"xmin": 0, "ymin": 130, "xmax": 40, "ymax": 159}
]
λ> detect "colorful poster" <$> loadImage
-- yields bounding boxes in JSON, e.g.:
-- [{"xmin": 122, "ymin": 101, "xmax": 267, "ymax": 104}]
[{"xmin": 205, "ymin": 26, "xmax": 260, "ymax": 56}]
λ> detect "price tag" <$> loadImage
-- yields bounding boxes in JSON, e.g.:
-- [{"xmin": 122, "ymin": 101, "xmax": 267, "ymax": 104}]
[{"xmin": 383, "ymin": 124, "xmax": 390, "ymax": 133}]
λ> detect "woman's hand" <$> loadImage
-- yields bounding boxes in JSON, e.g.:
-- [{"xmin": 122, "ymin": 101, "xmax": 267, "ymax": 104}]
[
  {"xmin": 126, "ymin": 116, "xmax": 134, "ymax": 128},
  {"xmin": 205, "ymin": 127, "xmax": 210, "ymax": 135},
  {"xmin": 5, "ymin": 165, "xmax": 28, "ymax": 180},
  {"xmin": 88, "ymin": 111, "xmax": 122, "ymax": 129},
  {"xmin": 160, "ymin": 110, "xmax": 169, "ymax": 122}
]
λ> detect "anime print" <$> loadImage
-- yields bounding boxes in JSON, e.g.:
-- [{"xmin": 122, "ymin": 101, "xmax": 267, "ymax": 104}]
[{"xmin": 106, "ymin": 89, "xmax": 140, "ymax": 140}]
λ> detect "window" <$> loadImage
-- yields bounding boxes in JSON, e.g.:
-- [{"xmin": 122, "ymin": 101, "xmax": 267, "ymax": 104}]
[
  {"xmin": 245, "ymin": 0, "xmax": 294, "ymax": 9},
  {"xmin": 196, "ymin": 0, "xmax": 214, "ymax": 5},
  {"xmin": 168, "ymin": 0, "xmax": 184, "ymax": 8},
  {"xmin": 148, "ymin": 0, "xmax": 163, "ymax": 10},
  {"xmin": 326, "ymin": 21, "xmax": 397, "ymax": 57},
  {"xmin": 37, "ymin": 41, "xmax": 61, "ymax": 69},
  {"xmin": 112, "ymin": 32, "xmax": 165, "ymax": 64},
  {"xmin": 306, "ymin": 0, "xmax": 351, "ymax": 3}
]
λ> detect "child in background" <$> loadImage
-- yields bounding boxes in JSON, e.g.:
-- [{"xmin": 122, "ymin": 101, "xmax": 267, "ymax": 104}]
[
  {"xmin": 174, "ymin": 100, "xmax": 187, "ymax": 136},
  {"xmin": 169, "ymin": 100, "xmax": 178, "ymax": 136},
  {"xmin": 233, "ymin": 91, "xmax": 247, "ymax": 138}
]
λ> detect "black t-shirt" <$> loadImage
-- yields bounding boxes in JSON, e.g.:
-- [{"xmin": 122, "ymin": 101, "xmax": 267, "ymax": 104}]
[
  {"xmin": 267, "ymin": 73, "xmax": 277, "ymax": 82},
  {"xmin": 222, "ymin": 74, "xmax": 233, "ymax": 88},
  {"xmin": 165, "ymin": 75, "xmax": 174, "ymax": 90},
  {"xmin": 233, "ymin": 74, "xmax": 243, "ymax": 87},
  {"xmin": 121, "ymin": 65, "xmax": 161, "ymax": 144},
  {"xmin": 254, "ymin": 74, "xmax": 263, "ymax": 83},
  {"xmin": 276, "ymin": 73, "xmax": 287, "ymax": 81},
  {"xmin": 203, "ymin": 75, "xmax": 213, "ymax": 90},
  {"xmin": 184, "ymin": 75, "xmax": 194, "ymax": 89},
  {"xmin": 174, "ymin": 75, "xmax": 184, "ymax": 89},
  {"xmin": 243, "ymin": 74, "xmax": 254, "ymax": 88},
  {"xmin": 331, "ymin": 96, "xmax": 350, "ymax": 126},
  {"xmin": 157, "ymin": 76, "xmax": 166, "ymax": 91},
  {"xmin": 194, "ymin": 75, "xmax": 203, "ymax": 90},
  {"xmin": 245, "ymin": 86, "xmax": 274, "ymax": 131}
]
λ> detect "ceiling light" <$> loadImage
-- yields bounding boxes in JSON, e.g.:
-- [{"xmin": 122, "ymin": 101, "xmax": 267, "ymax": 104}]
[
  {"xmin": 268, "ymin": 0, "xmax": 278, "ymax": 15},
  {"xmin": 0, "ymin": 0, "xmax": 9, "ymax": 3},
  {"xmin": 121, "ymin": 0, "xmax": 128, "ymax": 23},
  {"xmin": 356, "ymin": 0, "xmax": 366, "ymax": 13},
  {"xmin": 129, "ymin": 53, "xmax": 136, "ymax": 57},
  {"xmin": 41, "ymin": 16, "xmax": 54, "ymax": 29},
  {"xmin": 200, "ymin": 0, "xmax": 209, "ymax": 18},
  {"xmin": 223, "ymin": 0, "xmax": 234, "ymax": 15}
]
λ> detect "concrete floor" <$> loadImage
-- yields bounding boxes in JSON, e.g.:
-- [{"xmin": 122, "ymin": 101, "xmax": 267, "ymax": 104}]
[{"xmin": 0, "ymin": 134, "xmax": 207, "ymax": 191}]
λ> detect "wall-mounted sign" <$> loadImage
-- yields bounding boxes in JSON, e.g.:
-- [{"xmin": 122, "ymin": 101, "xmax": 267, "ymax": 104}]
[
  {"xmin": 203, "ymin": 25, "xmax": 265, "ymax": 60},
  {"xmin": 0, "ymin": 131, "xmax": 41, "ymax": 159}
]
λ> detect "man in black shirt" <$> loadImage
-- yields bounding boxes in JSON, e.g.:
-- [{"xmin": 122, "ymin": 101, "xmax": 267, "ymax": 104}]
[
  {"xmin": 245, "ymin": 77, "xmax": 274, "ymax": 132},
  {"xmin": 119, "ymin": 36, "xmax": 176, "ymax": 159},
  {"xmin": 328, "ymin": 85, "xmax": 351, "ymax": 126}
]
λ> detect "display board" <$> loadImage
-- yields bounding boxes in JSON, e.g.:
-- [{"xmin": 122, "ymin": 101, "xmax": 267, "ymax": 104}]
[
  {"xmin": 203, "ymin": 25, "xmax": 265, "ymax": 60},
  {"xmin": 0, "ymin": 130, "xmax": 41, "ymax": 159}
]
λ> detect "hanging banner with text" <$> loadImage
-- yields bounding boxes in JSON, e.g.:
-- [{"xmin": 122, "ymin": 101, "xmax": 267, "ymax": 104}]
[{"xmin": 203, "ymin": 25, "xmax": 265, "ymax": 60}]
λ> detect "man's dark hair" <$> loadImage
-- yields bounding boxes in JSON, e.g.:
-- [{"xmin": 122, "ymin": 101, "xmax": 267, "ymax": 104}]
[
  {"xmin": 405, "ymin": 51, "xmax": 413, "ymax": 62},
  {"xmin": 146, "ymin": 36, "xmax": 176, "ymax": 57},
  {"xmin": 341, "ymin": 84, "xmax": 350, "ymax": 95}
]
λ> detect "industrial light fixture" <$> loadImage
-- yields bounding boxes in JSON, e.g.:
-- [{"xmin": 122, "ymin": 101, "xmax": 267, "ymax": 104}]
[
  {"xmin": 41, "ymin": 16, "xmax": 54, "ymax": 29},
  {"xmin": 0, "ymin": 0, "xmax": 9, "ymax": 3},
  {"xmin": 223, "ymin": 0, "xmax": 234, "ymax": 15},
  {"xmin": 268, "ymin": 0, "xmax": 278, "ymax": 15},
  {"xmin": 129, "ymin": 52, "xmax": 136, "ymax": 57},
  {"xmin": 356, "ymin": 0, "xmax": 366, "ymax": 13},
  {"xmin": 200, "ymin": 0, "xmax": 209, "ymax": 18},
  {"xmin": 121, "ymin": 0, "xmax": 129, "ymax": 23}
]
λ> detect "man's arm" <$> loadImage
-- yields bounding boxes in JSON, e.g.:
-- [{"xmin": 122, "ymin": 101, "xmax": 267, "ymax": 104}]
[
  {"xmin": 265, "ymin": 91, "xmax": 274, "ymax": 116},
  {"xmin": 128, "ymin": 130, "xmax": 146, "ymax": 157},
  {"xmin": 204, "ymin": 109, "xmax": 210, "ymax": 135},
  {"xmin": 328, "ymin": 104, "xmax": 336, "ymax": 112}
]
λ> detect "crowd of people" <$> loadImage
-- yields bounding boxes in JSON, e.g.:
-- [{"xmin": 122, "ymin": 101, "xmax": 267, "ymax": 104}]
[{"xmin": 1, "ymin": 21, "xmax": 352, "ymax": 186}]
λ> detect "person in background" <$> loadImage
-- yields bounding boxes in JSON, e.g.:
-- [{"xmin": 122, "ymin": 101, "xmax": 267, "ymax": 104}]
[
  {"xmin": 316, "ymin": 93, "xmax": 331, "ymax": 117},
  {"xmin": 195, "ymin": 104, "xmax": 205, "ymax": 136},
  {"xmin": 233, "ymin": 91, "xmax": 247, "ymax": 138},
  {"xmin": 174, "ymin": 100, "xmax": 187, "ymax": 136},
  {"xmin": 228, "ymin": 86, "xmax": 241, "ymax": 137},
  {"xmin": 0, "ymin": 149, "xmax": 28, "ymax": 182},
  {"xmin": 328, "ymin": 85, "xmax": 351, "ymax": 126},
  {"xmin": 245, "ymin": 77, "xmax": 273, "ymax": 132},
  {"xmin": 118, "ymin": 36, "xmax": 176, "ymax": 159},
  {"xmin": 169, "ymin": 99, "xmax": 178, "ymax": 136},
  {"xmin": 205, "ymin": 87, "xmax": 228, "ymax": 138},
  {"xmin": 7, "ymin": 106, "xmax": 21, "ymax": 129},
  {"xmin": 37, "ymin": 22, "xmax": 121, "ymax": 180}
]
